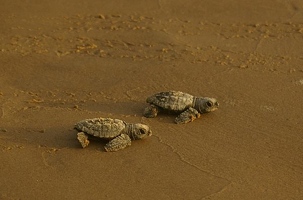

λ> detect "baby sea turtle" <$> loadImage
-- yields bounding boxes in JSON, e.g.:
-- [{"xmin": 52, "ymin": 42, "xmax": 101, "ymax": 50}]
[
  {"xmin": 74, "ymin": 117, "xmax": 152, "ymax": 152},
  {"xmin": 143, "ymin": 91, "xmax": 219, "ymax": 124}
]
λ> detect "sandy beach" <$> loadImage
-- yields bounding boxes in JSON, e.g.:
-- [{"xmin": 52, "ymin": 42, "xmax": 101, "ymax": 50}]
[{"xmin": 1, "ymin": 0, "xmax": 303, "ymax": 199}]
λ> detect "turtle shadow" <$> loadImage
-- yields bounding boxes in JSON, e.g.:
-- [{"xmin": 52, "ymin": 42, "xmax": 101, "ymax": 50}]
[
  {"xmin": 143, "ymin": 109, "xmax": 182, "ymax": 124},
  {"xmin": 34, "ymin": 99, "xmax": 147, "ymax": 117},
  {"xmin": 77, "ymin": 101, "xmax": 147, "ymax": 117},
  {"xmin": 76, "ymin": 134, "xmax": 111, "ymax": 152}
]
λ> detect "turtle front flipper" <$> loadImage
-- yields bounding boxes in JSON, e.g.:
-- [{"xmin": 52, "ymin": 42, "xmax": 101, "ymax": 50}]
[
  {"xmin": 104, "ymin": 134, "xmax": 131, "ymax": 152},
  {"xmin": 175, "ymin": 107, "xmax": 201, "ymax": 124},
  {"xmin": 77, "ymin": 132, "xmax": 90, "ymax": 148},
  {"xmin": 143, "ymin": 104, "xmax": 160, "ymax": 118}
]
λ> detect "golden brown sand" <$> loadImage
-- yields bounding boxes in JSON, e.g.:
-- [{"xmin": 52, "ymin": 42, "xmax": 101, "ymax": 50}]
[{"xmin": 1, "ymin": 1, "xmax": 303, "ymax": 199}]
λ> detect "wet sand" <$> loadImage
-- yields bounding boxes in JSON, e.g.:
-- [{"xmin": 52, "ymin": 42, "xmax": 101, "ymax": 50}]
[{"xmin": 1, "ymin": 1, "xmax": 303, "ymax": 199}]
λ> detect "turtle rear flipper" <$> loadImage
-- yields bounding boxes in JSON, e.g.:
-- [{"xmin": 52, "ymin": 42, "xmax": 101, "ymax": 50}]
[
  {"xmin": 104, "ymin": 134, "xmax": 131, "ymax": 152},
  {"xmin": 77, "ymin": 132, "xmax": 90, "ymax": 148},
  {"xmin": 175, "ymin": 107, "xmax": 201, "ymax": 124},
  {"xmin": 143, "ymin": 104, "xmax": 160, "ymax": 118}
]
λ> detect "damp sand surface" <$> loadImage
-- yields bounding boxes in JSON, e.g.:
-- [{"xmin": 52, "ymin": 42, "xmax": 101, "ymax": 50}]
[{"xmin": 1, "ymin": 1, "xmax": 303, "ymax": 199}]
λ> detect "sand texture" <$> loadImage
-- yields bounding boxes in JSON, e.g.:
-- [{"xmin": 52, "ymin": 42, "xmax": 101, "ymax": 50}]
[{"xmin": 1, "ymin": 0, "xmax": 303, "ymax": 199}]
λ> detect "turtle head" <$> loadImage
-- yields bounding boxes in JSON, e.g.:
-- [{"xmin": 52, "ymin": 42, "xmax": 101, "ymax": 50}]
[
  {"xmin": 194, "ymin": 97, "xmax": 219, "ymax": 113},
  {"xmin": 130, "ymin": 123, "xmax": 152, "ymax": 140}
]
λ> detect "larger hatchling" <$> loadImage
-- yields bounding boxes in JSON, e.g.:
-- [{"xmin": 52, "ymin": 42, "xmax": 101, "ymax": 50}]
[
  {"xmin": 143, "ymin": 91, "xmax": 219, "ymax": 124},
  {"xmin": 74, "ymin": 118, "xmax": 152, "ymax": 152}
]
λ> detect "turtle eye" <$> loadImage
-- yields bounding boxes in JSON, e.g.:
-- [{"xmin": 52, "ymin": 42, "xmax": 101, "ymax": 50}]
[
  {"xmin": 206, "ymin": 101, "xmax": 213, "ymax": 107},
  {"xmin": 139, "ymin": 129, "xmax": 145, "ymax": 134}
]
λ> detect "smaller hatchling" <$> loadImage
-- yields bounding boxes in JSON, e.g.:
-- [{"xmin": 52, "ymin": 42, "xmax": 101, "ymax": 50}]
[
  {"xmin": 143, "ymin": 91, "xmax": 219, "ymax": 124},
  {"xmin": 74, "ymin": 117, "xmax": 152, "ymax": 152}
]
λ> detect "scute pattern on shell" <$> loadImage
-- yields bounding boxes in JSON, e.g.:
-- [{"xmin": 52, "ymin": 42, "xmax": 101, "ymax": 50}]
[
  {"xmin": 146, "ymin": 91, "xmax": 194, "ymax": 111},
  {"xmin": 74, "ymin": 118, "xmax": 126, "ymax": 139}
]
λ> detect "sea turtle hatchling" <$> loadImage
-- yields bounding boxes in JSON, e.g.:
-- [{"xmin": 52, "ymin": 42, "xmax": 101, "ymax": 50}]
[
  {"xmin": 74, "ymin": 117, "xmax": 152, "ymax": 152},
  {"xmin": 143, "ymin": 91, "xmax": 219, "ymax": 124}
]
